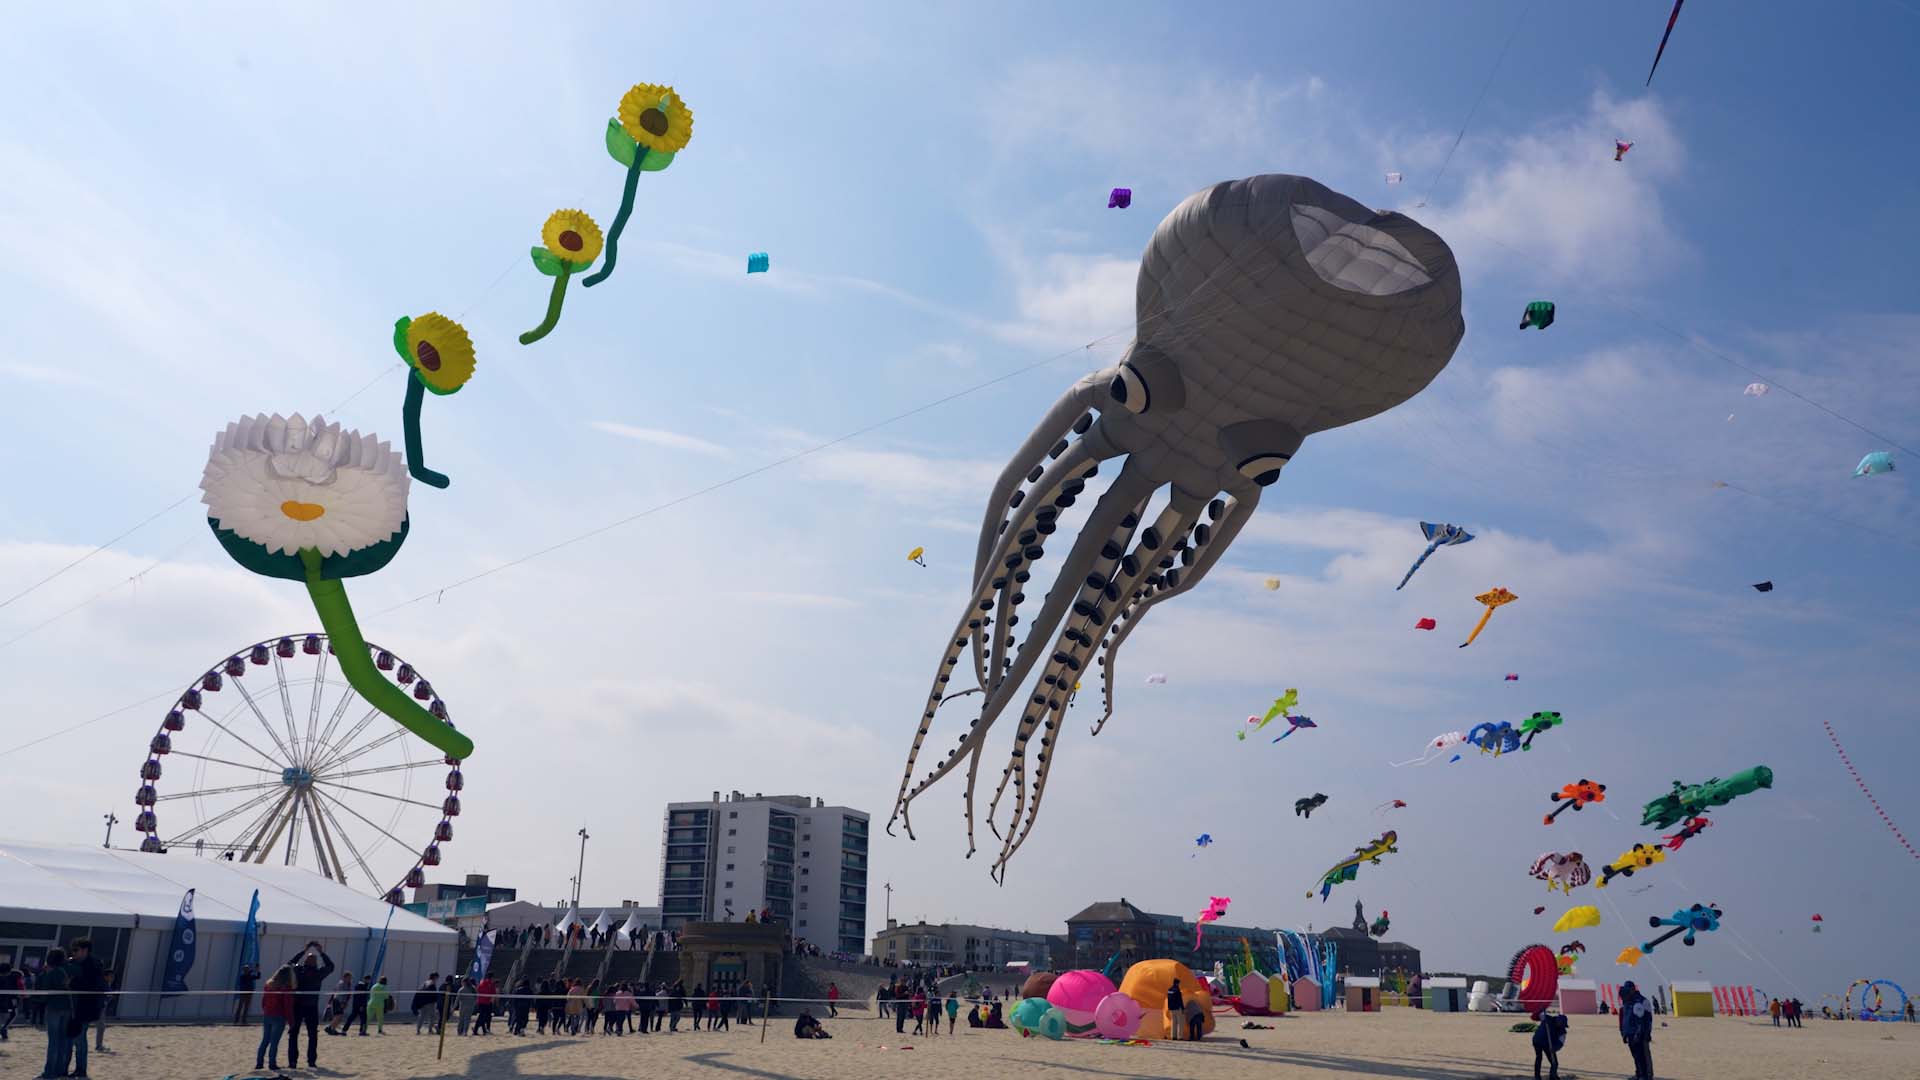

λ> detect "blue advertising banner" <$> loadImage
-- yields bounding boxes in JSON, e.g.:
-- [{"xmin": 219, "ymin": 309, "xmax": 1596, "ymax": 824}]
[{"xmin": 161, "ymin": 888, "xmax": 197, "ymax": 994}]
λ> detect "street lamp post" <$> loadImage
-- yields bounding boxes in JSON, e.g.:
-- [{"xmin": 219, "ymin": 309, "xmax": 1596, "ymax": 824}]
[{"xmin": 573, "ymin": 827, "xmax": 589, "ymax": 908}]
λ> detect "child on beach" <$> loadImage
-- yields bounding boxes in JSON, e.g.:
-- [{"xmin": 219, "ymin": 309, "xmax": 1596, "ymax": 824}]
[
  {"xmin": 367, "ymin": 976, "xmax": 391, "ymax": 1034},
  {"xmin": 945, "ymin": 991, "xmax": 959, "ymax": 1033}
]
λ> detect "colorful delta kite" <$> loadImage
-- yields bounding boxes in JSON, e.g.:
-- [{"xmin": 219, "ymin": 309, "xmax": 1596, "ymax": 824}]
[
  {"xmin": 587, "ymin": 82, "xmax": 693, "ymax": 290},
  {"xmin": 391, "ymin": 313, "xmax": 477, "ymax": 490},
  {"xmin": 747, "ymin": 252, "xmax": 770, "ymax": 274},
  {"xmin": 1640, "ymin": 767, "xmax": 1773, "ymax": 828},
  {"xmin": 908, "ymin": 546, "xmax": 928, "ymax": 567},
  {"xmin": 1309, "ymin": 831, "xmax": 1397, "ymax": 901},
  {"xmin": 1519, "ymin": 710, "xmax": 1563, "ymax": 750},
  {"xmin": 200, "ymin": 414, "xmax": 472, "ymax": 761},
  {"xmin": 1666, "ymin": 814, "xmax": 1712, "ymax": 849},
  {"xmin": 1519, "ymin": 301, "xmax": 1556, "ymax": 330},
  {"xmin": 1596, "ymin": 843, "xmax": 1666, "ymax": 888},
  {"xmin": 1855, "ymin": 451, "xmax": 1895, "ymax": 477},
  {"xmin": 1390, "ymin": 730, "xmax": 1465, "ymax": 767},
  {"xmin": 1467, "ymin": 720, "xmax": 1520, "ymax": 757},
  {"xmin": 1239, "ymin": 688, "xmax": 1300, "ymax": 741},
  {"xmin": 887, "ymin": 173, "xmax": 1465, "ymax": 879},
  {"xmin": 1460, "ymin": 587, "xmax": 1517, "ymax": 648},
  {"xmin": 1414, "ymin": 617, "xmax": 1437, "ymax": 630},
  {"xmin": 519, "ymin": 209, "xmax": 603, "ymax": 345},
  {"xmin": 1396, "ymin": 521, "xmax": 1474, "ymax": 590},
  {"xmin": 1545, "ymin": 779, "xmax": 1607, "ymax": 825},
  {"xmin": 1642, "ymin": 902, "xmax": 1721, "ymax": 953},
  {"xmin": 1294, "ymin": 793, "xmax": 1329, "ymax": 819},
  {"xmin": 1614, "ymin": 140, "xmax": 1634, "ymax": 161},
  {"xmin": 1195, "ymin": 896, "xmax": 1231, "ymax": 949},
  {"xmin": 1108, "ymin": 188, "xmax": 1132, "ymax": 209},
  {"xmin": 1646, "ymin": 0, "xmax": 1687, "ymax": 86},
  {"xmin": 1553, "ymin": 905, "xmax": 1602, "ymax": 934},
  {"xmin": 1752, "ymin": 581, "xmax": 1774, "ymax": 592},
  {"xmin": 1529, "ymin": 851, "xmax": 1591, "ymax": 893},
  {"xmin": 1271, "ymin": 714, "xmax": 1317, "ymax": 743}
]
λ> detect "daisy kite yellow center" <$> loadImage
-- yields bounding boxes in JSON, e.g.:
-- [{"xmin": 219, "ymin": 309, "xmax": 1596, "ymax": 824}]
[{"xmin": 280, "ymin": 500, "xmax": 327, "ymax": 522}]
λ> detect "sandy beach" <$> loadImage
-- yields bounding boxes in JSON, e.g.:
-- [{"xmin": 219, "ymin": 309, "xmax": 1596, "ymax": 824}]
[{"xmin": 10, "ymin": 1009, "xmax": 1915, "ymax": 1080}]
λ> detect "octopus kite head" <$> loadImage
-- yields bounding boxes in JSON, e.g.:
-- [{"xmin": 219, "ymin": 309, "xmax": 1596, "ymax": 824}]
[{"xmin": 888, "ymin": 175, "xmax": 1464, "ymax": 880}]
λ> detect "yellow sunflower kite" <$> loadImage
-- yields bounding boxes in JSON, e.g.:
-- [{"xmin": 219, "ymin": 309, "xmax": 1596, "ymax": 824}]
[
  {"xmin": 581, "ymin": 82, "xmax": 693, "ymax": 290},
  {"xmin": 392, "ymin": 311, "xmax": 475, "ymax": 488},
  {"xmin": 519, "ymin": 208, "xmax": 604, "ymax": 345}
]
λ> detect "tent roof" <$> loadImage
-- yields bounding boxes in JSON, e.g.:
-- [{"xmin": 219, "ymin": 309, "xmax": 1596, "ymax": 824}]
[{"xmin": 0, "ymin": 840, "xmax": 455, "ymax": 941}]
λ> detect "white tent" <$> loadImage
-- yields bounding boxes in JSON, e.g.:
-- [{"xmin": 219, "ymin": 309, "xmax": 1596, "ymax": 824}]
[
  {"xmin": 617, "ymin": 909, "xmax": 645, "ymax": 948},
  {"xmin": 0, "ymin": 841, "xmax": 456, "ymax": 1021},
  {"xmin": 592, "ymin": 909, "xmax": 614, "ymax": 938}
]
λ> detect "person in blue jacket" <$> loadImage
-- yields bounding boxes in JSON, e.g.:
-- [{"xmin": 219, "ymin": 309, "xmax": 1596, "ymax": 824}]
[{"xmin": 1618, "ymin": 980, "xmax": 1655, "ymax": 1080}]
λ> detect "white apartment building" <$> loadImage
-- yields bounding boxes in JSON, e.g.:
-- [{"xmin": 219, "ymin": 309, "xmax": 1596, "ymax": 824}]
[{"xmin": 659, "ymin": 791, "xmax": 871, "ymax": 955}]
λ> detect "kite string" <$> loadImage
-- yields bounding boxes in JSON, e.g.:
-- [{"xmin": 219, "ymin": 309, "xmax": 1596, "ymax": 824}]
[
  {"xmin": 1416, "ymin": 0, "xmax": 1538, "ymax": 209},
  {"xmin": 0, "ymin": 495, "xmax": 193, "ymax": 614},
  {"xmin": 1822, "ymin": 718, "xmax": 1919, "ymax": 859}
]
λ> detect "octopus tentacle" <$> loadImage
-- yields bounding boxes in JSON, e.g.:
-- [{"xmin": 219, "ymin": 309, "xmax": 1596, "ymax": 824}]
[
  {"xmin": 973, "ymin": 369, "xmax": 1113, "ymax": 587},
  {"xmin": 889, "ymin": 455, "xmax": 1150, "ymax": 844},
  {"xmin": 984, "ymin": 485, "xmax": 1152, "ymax": 844},
  {"xmin": 1095, "ymin": 489, "xmax": 1261, "ymax": 735},
  {"xmin": 991, "ymin": 490, "xmax": 1209, "ymax": 878}
]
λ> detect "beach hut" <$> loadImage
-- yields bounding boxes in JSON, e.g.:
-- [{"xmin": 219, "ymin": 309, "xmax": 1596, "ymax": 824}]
[
  {"xmin": 1291, "ymin": 977, "xmax": 1322, "ymax": 1011},
  {"xmin": 1558, "ymin": 978, "xmax": 1599, "ymax": 1014},
  {"xmin": 1345, "ymin": 976, "xmax": 1382, "ymax": 1012},
  {"xmin": 1672, "ymin": 980, "xmax": 1716, "ymax": 1017},
  {"xmin": 1424, "ymin": 976, "xmax": 1468, "ymax": 1012}
]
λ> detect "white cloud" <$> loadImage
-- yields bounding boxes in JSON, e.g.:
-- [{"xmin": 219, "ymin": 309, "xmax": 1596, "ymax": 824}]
[
  {"xmin": 790, "ymin": 442, "xmax": 1003, "ymax": 509},
  {"xmin": 588, "ymin": 420, "xmax": 730, "ymax": 457},
  {"xmin": 1423, "ymin": 91, "xmax": 1690, "ymax": 284}
]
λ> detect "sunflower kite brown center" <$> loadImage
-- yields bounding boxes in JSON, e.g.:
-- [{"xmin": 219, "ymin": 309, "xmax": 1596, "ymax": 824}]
[
  {"xmin": 415, "ymin": 340, "xmax": 442, "ymax": 371},
  {"xmin": 638, "ymin": 108, "xmax": 669, "ymax": 136},
  {"xmin": 558, "ymin": 230, "xmax": 584, "ymax": 252}
]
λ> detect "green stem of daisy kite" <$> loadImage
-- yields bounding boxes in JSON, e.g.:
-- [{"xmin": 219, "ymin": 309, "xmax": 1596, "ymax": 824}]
[
  {"xmin": 402, "ymin": 375, "xmax": 450, "ymax": 489},
  {"xmin": 582, "ymin": 147, "xmax": 648, "ymax": 289},
  {"xmin": 518, "ymin": 263, "xmax": 573, "ymax": 345},
  {"xmin": 298, "ymin": 547, "xmax": 474, "ymax": 760}
]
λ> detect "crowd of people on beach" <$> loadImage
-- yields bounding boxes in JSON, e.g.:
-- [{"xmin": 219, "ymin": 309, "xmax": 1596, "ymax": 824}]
[{"xmin": 0, "ymin": 939, "xmax": 110, "ymax": 1079}]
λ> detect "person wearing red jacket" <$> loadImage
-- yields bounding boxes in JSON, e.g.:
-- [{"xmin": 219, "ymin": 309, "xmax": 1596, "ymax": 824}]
[{"xmin": 257, "ymin": 966, "xmax": 295, "ymax": 1072}]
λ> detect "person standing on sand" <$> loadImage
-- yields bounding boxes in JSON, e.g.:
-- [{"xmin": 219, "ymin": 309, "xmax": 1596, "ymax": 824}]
[
  {"xmin": 414, "ymin": 973, "xmax": 440, "ymax": 1034},
  {"xmin": 667, "ymin": 980, "xmax": 685, "ymax": 1032},
  {"xmin": 1769, "ymin": 998, "xmax": 1781, "ymax": 1026},
  {"xmin": 1165, "ymin": 978, "xmax": 1185, "ymax": 1041},
  {"xmin": 234, "ymin": 963, "xmax": 259, "ymax": 1026},
  {"xmin": 1531, "ymin": 1010, "xmax": 1568, "ymax": 1080},
  {"xmin": 945, "ymin": 991, "xmax": 959, "ymax": 1033},
  {"xmin": 826, "ymin": 982, "xmax": 839, "ymax": 1017},
  {"xmin": 367, "ymin": 976, "xmax": 391, "ymax": 1034},
  {"xmin": 1618, "ymin": 980, "xmax": 1654, "ymax": 1080},
  {"xmin": 285, "ymin": 943, "xmax": 334, "ymax": 1069},
  {"xmin": 37, "ymin": 946, "xmax": 71, "ymax": 1080},
  {"xmin": 256, "ymin": 966, "xmax": 293, "ymax": 1072}
]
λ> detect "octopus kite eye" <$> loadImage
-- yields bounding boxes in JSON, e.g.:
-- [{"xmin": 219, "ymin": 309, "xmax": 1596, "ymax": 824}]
[
  {"xmin": 1237, "ymin": 453, "xmax": 1291, "ymax": 486},
  {"xmin": 1109, "ymin": 364, "xmax": 1150, "ymax": 414}
]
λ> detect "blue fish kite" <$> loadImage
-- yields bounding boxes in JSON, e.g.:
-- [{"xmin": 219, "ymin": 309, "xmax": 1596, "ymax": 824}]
[
  {"xmin": 1396, "ymin": 521, "xmax": 1475, "ymax": 590},
  {"xmin": 1855, "ymin": 451, "xmax": 1894, "ymax": 477}
]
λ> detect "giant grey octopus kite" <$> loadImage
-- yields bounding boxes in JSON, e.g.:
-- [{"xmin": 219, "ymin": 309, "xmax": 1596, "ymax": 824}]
[{"xmin": 886, "ymin": 175, "xmax": 1466, "ymax": 880}]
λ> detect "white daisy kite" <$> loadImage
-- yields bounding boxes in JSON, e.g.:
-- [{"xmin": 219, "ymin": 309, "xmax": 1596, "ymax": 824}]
[{"xmin": 201, "ymin": 413, "xmax": 472, "ymax": 759}]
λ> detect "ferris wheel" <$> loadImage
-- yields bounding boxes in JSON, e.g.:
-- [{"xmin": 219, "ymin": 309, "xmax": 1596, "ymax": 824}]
[{"xmin": 134, "ymin": 633, "xmax": 465, "ymax": 903}]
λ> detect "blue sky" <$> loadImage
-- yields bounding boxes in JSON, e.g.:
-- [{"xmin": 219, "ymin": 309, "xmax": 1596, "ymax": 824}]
[{"xmin": 4, "ymin": 2, "xmax": 1918, "ymax": 996}]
